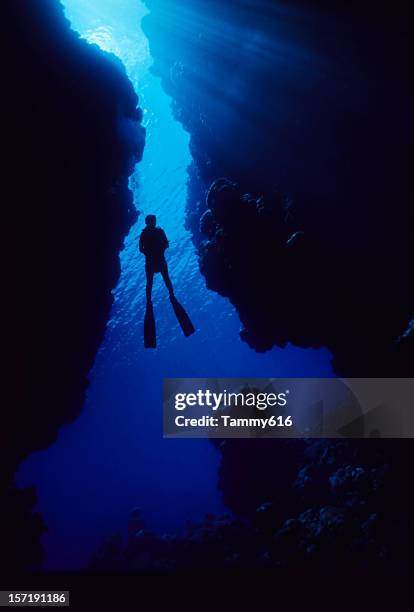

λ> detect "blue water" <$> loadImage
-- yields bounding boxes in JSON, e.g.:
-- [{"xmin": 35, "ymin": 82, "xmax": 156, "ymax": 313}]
[{"xmin": 17, "ymin": 0, "xmax": 333, "ymax": 570}]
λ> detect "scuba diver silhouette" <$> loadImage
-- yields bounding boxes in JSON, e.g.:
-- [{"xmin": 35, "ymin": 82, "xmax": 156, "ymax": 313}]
[
  {"xmin": 139, "ymin": 214, "xmax": 195, "ymax": 348},
  {"xmin": 139, "ymin": 214, "xmax": 174, "ymax": 302}
]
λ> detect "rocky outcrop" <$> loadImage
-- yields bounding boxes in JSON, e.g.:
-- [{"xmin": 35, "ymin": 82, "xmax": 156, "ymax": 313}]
[
  {"xmin": 142, "ymin": 0, "xmax": 413, "ymax": 376},
  {"xmin": 2, "ymin": 0, "xmax": 144, "ymax": 571},
  {"xmin": 89, "ymin": 439, "xmax": 411, "ymax": 573}
]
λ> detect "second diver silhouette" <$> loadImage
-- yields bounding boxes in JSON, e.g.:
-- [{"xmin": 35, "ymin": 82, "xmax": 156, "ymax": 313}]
[{"xmin": 139, "ymin": 214, "xmax": 195, "ymax": 348}]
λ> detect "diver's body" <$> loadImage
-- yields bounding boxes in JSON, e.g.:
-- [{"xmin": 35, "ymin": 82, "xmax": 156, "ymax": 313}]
[{"xmin": 139, "ymin": 214, "xmax": 174, "ymax": 302}]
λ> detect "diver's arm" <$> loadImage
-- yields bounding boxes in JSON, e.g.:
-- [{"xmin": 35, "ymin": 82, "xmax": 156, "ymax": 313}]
[
  {"xmin": 139, "ymin": 232, "xmax": 146, "ymax": 254},
  {"xmin": 161, "ymin": 229, "xmax": 169, "ymax": 250}
]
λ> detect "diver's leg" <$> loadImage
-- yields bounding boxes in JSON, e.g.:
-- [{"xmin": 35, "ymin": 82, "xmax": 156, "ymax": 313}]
[
  {"xmin": 146, "ymin": 266, "xmax": 154, "ymax": 302},
  {"xmin": 160, "ymin": 261, "xmax": 174, "ymax": 297}
]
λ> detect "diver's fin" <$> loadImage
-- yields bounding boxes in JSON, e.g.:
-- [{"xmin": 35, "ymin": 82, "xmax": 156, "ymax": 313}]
[
  {"xmin": 144, "ymin": 300, "xmax": 156, "ymax": 348},
  {"xmin": 170, "ymin": 295, "xmax": 195, "ymax": 337}
]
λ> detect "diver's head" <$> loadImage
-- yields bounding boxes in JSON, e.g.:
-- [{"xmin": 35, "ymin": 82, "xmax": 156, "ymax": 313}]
[{"xmin": 145, "ymin": 214, "xmax": 156, "ymax": 228}]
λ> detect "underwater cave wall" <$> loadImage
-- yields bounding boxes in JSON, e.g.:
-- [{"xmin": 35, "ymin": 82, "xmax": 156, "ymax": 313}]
[
  {"xmin": 89, "ymin": 437, "xmax": 411, "ymax": 573},
  {"xmin": 142, "ymin": 0, "xmax": 414, "ymax": 376},
  {"xmin": 2, "ymin": 0, "xmax": 144, "ymax": 570},
  {"xmin": 133, "ymin": 0, "xmax": 413, "ymax": 572}
]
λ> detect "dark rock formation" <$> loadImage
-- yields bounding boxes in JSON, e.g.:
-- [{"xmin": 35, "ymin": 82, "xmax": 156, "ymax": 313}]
[
  {"xmin": 2, "ymin": 0, "xmax": 144, "ymax": 571},
  {"xmin": 89, "ymin": 438, "xmax": 411, "ymax": 573},
  {"xmin": 142, "ymin": 0, "xmax": 413, "ymax": 376}
]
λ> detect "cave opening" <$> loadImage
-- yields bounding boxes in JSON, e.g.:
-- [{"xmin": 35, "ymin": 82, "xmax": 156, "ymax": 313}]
[{"xmin": 16, "ymin": 0, "xmax": 333, "ymax": 570}]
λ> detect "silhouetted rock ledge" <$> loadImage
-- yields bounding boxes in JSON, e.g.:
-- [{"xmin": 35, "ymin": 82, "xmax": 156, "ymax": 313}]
[
  {"xmin": 89, "ymin": 439, "xmax": 411, "ymax": 573},
  {"xmin": 143, "ymin": 0, "xmax": 414, "ymax": 376},
  {"xmin": 2, "ymin": 0, "xmax": 144, "ymax": 570}
]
